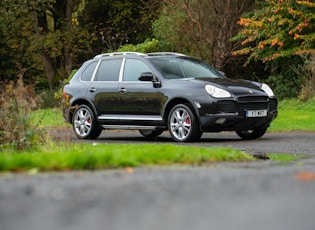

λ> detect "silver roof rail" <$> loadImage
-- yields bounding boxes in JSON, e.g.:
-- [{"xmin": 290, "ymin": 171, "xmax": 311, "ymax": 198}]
[
  {"xmin": 147, "ymin": 52, "xmax": 186, "ymax": 56},
  {"xmin": 94, "ymin": 52, "xmax": 146, "ymax": 59}
]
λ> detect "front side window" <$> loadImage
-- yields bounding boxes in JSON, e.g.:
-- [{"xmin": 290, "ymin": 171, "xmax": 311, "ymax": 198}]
[
  {"xmin": 151, "ymin": 57, "xmax": 225, "ymax": 79},
  {"xmin": 95, "ymin": 59, "xmax": 122, "ymax": 81},
  {"xmin": 123, "ymin": 59, "xmax": 152, "ymax": 81}
]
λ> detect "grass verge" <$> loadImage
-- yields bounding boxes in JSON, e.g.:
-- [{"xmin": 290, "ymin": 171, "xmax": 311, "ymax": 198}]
[
  {"xmin": 0, "ymin": 143, "xmax": 253, "ymax": 172},
  {"xmin": 267, "ymin": 153, "xmax": 309, "ymax": 162},
  {"xmin": 269, "ymin": 99, "xmax": 315, "ymax": 131},
  {"xmin": 31, "ymin": 108, "xmax": 70, "ymax": 128}
]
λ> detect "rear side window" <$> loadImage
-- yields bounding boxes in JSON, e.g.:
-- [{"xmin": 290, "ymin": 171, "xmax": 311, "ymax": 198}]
[
  {"xmin": 81, "ymin": 61, "xmax": 97, "ymax": 81},
  {"xmin": 95, "ymin": 59, "xmax": 122, "ymax": 81}
]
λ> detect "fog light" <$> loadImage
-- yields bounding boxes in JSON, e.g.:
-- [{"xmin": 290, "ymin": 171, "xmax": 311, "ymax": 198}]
[{"xmin": 215, "ymin": 118, "xmax": 226, "ymax": 124}]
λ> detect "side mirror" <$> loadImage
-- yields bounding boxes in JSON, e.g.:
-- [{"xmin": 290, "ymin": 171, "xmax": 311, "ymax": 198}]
[
  {"xmin": 138, "ymin": 72, "xmax": 161, "ymax": 88},
  {"xmin": 138, "ymin": 72, "xmax": 154, "ymax": 81}
]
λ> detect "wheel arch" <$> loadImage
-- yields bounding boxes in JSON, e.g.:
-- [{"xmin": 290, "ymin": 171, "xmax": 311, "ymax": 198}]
[
  {"xmin": 163, "ymin": 97, "xmax": 201, "ymax": 128},
  {"xmin": 69, "ymin": 99, "xmax": 98, "ymax": 123}
]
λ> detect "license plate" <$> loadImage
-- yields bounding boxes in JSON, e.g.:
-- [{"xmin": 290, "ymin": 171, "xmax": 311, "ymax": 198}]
[{"xmin": 246, "ymin": 110, "xmax": 267, "ymax": 117}]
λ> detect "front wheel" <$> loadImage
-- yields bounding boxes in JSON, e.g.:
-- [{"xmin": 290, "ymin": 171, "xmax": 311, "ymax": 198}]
[
  {"xmin": 236, "ymin": 126, "xmax": 267, "ymax": 140},
  {"xmin": 168, "ymin": 104, "xmax": 202, "ymax": 142},
  {"xmin": 72, "ymin": 105, "xmax": 102, "ymax": 139}
]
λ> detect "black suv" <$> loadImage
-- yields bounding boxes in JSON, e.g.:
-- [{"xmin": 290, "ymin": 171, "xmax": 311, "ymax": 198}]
[{"xmin": 62, "ymin": 52, "xmax": 277, "ymax": 142}]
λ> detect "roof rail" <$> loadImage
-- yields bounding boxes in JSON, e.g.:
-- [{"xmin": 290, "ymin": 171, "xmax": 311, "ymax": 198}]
[
  {"xmin": 94, "ymin": 52, "xmax": 146, "ymax": 59},
  {"xmin": 147, "ymin": 52, "xmax": 186, "ymax": 56}
]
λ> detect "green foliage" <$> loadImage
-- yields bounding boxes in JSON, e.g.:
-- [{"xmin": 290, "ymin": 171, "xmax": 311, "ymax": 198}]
[
  {"xmin": 0, "ymin": 143, "xmax": 253, "ymax": 172},
  {"xmin": 117, "ymin": 39, "xmax": 165, "ymax": 53},
  {"xmin": 233, "ymin": 0, "xmax": 315, "ymax": 63},
  {"xmin": 80, "ymin": 0, "xmax": 160, "ymax": 53},
  {"xmin": 266, "ymin": 74, "xmax": 302, "ymax": 99}
]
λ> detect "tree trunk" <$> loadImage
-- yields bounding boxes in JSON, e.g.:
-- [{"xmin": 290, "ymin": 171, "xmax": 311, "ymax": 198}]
[
  {"xmin": 32, "ymin": 11, "xmax": 55, "ymax": 90},
  {"xmin": 65, "ymin": 0, "xmax": 73, "ymax": 76}
]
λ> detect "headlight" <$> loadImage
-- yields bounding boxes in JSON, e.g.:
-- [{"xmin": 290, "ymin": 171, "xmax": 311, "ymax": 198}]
[
  {"xmin": 205, "ymin": 85, "xmax": 231, "ymax": 98},
  {"xmin": 261, "ymin": 83, "xmax": 275, "ymax": 97}
]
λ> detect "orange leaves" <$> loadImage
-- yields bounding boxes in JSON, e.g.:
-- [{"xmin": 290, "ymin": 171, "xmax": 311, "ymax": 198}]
[
  {"xmin": 295, "ymin": 171, "xmax": 315, "ymax": 181},
  {"xmin": 238, "ymin": 17, "xmax": 263, "ymax": 29},
  {"xmin": 296, "ymin": 1, "xmax": 315, "ymax": 8},
  {"xmin": 233, "ymin": 0, "xmax": 315, "ymax": 63}
]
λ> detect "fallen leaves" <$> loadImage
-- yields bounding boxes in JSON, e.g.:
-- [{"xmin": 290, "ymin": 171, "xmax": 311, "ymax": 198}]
[{"xmin": 295, "ymin": 171, "xmax": 315, "ymax": 181}]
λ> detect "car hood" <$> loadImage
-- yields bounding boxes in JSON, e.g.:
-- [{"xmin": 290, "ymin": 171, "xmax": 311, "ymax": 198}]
[{"xmin": 185, "ymin": 77, "xmax": 265, "ymax": 96}]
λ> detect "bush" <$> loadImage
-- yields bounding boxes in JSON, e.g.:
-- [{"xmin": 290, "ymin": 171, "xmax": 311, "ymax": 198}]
[
  {"xmin": 266, "ymin": 72, "xmax": 302, "ymax": 100},
  {"xmin": 117, "ymin": 38, "xmax": 169, "ymax": 53},
  {"xmin": 0, "ymin": 80, "xmax": 47, "ymax": 151},
  {"xmin": 294, "ymin": 55, "xmax": 315, "ymax": 101}
]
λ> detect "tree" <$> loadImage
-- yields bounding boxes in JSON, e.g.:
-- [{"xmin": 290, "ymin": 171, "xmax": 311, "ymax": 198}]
[
  {"xmin": 0, "ymin": 0, "xmax": 89, "ymax": 89},
  {"xmin": 153, "ymin": 0, "xmax": 254, "ymax": 71},
  {"xmin": 29, "ymin": 0, "xmax": 87, "ymax": 89},
  {"xmin": 80, "ymin": 0, "xmax": 160, "ymax": 54},
  {"xmin": 232, "ymin": 0, "xmax": 315, "ymax": 64}
]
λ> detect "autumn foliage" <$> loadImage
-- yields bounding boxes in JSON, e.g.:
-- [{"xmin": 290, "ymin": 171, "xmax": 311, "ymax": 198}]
[{"xmin": 233, "ymin": 0, "xmax": 315, "ymax": 64}]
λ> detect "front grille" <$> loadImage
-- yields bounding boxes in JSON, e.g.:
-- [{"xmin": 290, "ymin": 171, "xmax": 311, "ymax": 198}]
[
  {"xmin": 239, "ymin": 103, "xmax": 268, "ymax": 111},
  {"xmin": 238, "ymin": 96, "xmax": 269, "ymax": 111},
  {"xmin": 238, "ymin": 96, "xmax": 268, "ymax": 103}
]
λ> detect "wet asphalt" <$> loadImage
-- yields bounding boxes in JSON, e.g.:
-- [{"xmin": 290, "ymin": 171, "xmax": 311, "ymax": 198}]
[{"xmin": 1, "ymin": 130, "xmax": 315, "ymax": 230}]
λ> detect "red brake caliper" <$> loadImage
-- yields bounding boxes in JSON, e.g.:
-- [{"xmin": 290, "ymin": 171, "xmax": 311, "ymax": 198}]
[{"xmin": 186, "ymin": 118, "xmax": 191, "ymax": 125}]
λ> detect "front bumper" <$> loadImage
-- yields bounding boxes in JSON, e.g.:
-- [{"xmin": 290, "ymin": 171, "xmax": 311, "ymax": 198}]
[
  {"xmin": 199, "ymin": 111, "xmax": 277, "ymax": 132},
  {"xmin": 196, "ymin": 96, "xmax": 278, "ymax": 132}
]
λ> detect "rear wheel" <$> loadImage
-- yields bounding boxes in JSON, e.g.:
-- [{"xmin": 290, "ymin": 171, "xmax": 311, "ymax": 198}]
[
  {"xmin": 168, "ymin": 104, "xmax": 202, "ymax": 142},
  {"xmin": 139, "ymin": 129, "xmax": 164, "ymax": 138},
  {"xmin": 72, "ymin": 105, "xmax": 102, "ymax": 139},
  {"xmin": 236, "ymin": 126, "xmax": 267, "ymax": 140}
]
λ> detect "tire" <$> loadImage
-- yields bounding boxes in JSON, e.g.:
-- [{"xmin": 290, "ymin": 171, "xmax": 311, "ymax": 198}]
[
  {"xmin": 72, "ymin": 105, "xmax": 102, "ymax": 139},
  {"xmin": 236, "ymin": 126, "xmax": 267, "ymax": 140},
  {"xmin": 139, "ymin": 129, "xmax": 164, "ymax": 138},
  {"xmin": 168, "ymin": 104, "xmax": 202, "ymax": 142}
]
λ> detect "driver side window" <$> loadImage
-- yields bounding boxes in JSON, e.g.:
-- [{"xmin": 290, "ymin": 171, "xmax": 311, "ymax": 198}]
[{"xmin": 123, "ymin": 59, "xmax": 152, "ymax": 81}]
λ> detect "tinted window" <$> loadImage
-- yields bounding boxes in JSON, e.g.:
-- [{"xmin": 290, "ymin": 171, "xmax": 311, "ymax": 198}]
[
  {"xmin": 81, "ymin": 61, "xmax": 98, "ymax": 81},
  {"xmin": 123, "ymin": 59, "xmax": 152, "ymax": 81},
  {"xmin": 95, "ymin": 59, "xmax": 122, "ymax": 81},
  {"xmin": 151, "ymin": 57, "xmax": 224, "ymax": 79}
]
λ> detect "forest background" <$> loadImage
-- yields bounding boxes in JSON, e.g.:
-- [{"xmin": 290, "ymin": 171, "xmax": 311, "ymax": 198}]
[{"xmin": 1, "ymin": 0, "xmax": 315, "ymax": 107}]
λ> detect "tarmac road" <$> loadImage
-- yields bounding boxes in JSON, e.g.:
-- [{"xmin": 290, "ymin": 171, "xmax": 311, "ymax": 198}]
[{"xmin": 1, "ymin": 130, "xmax": 315, "ymax": 230}]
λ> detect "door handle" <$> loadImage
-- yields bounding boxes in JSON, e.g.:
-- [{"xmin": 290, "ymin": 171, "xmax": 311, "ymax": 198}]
[
  {"xmin": 118, "ymin": 87, "xmax": 126, "ymax": 93},
  {"xmin": 88, "ymin": 87, "xmax": 96, "ymax": 92}
]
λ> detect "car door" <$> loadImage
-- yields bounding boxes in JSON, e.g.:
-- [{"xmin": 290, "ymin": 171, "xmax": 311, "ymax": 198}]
[
  {"xmin": 118, "ymin": 58, "xmax": 166, "ymax": 125},
  {"xmin": 86, "ymin": 58, "xmax": 122, "ymax": 124}
]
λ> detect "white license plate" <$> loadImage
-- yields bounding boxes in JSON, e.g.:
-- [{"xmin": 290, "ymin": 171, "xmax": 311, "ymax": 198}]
[{"xmin": 246, "ymin": 110, "xmax": 267, "ymax": 117}]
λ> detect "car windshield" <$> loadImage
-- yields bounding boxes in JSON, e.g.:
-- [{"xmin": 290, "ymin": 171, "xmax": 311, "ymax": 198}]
[{"xmin": 150, "ymin": 57, "xmax": 225, "ymax": 79}]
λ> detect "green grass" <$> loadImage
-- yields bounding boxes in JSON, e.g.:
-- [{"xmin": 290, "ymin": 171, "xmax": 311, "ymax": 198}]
[
  {"xmin": 31, "ymin": 108, "xmax": 70, "ymax": 128},
  {"xmin": 269, "ymin": 99, "xmax": 315, "ymax": 132},
  {"xmin": 268, "ymin": 153, "xmax": 308, "ymax": 162},
  {"xmin": 0, "ymin": 143, "xmax": 253, "ymax": 172}
]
